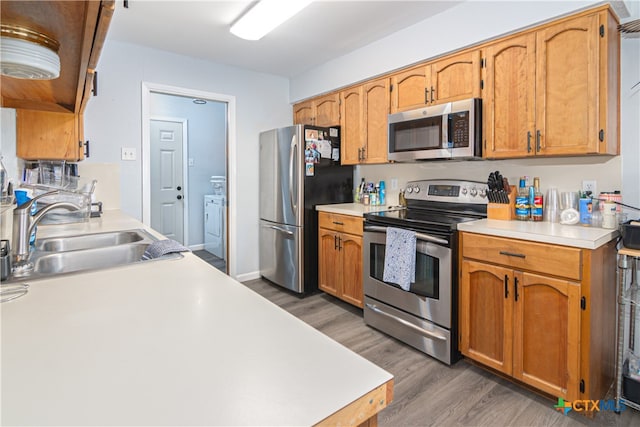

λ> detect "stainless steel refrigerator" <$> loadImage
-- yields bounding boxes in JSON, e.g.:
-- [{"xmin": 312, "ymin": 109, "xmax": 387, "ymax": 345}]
[{"xmin": 259, "ymin": 125, "xmax": 353, "ymax": 294}]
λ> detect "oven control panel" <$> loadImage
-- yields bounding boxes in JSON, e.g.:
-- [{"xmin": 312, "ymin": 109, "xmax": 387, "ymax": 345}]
[{"xmin": 405, "ymin": 179, "xmax": 488, "ymax": 204}]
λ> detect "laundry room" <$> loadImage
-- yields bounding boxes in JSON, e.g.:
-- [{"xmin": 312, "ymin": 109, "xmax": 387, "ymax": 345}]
[{"xmin": 148, "ymin": 91, "xmax": 228, "ymax": 271}]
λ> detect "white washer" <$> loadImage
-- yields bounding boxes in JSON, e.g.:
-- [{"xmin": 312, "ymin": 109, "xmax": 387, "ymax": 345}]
[{"xmin": 204, "ymin": 194, "xmax": 226, "ymax": 259}]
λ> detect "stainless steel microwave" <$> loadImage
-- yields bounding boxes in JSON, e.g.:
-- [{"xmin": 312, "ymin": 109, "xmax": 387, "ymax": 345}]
[{"xmin": 387, "ymin": 98, "xmax": 481, "ymax": 161}]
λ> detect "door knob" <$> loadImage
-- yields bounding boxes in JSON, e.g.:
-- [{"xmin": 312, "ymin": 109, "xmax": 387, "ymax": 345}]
[
  {"xmin": 177, "ymin": 195, "xmax": 182, "ymax": 200},
  {"xmin": 177, "ymin": 186, "xmax": 182, "ymax": 191}
]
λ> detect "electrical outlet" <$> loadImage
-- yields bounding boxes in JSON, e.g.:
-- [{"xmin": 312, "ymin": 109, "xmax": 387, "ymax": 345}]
[
  {"xmin": 121, "ymin": 147, "xmax": 136, "ymax": 161},
  {"xmin": 390, "ymin": 178, "xmax": 398, "ymax": 190},
  {"xmin": 582, "ymin": 180, "xmax": 597, "ymax": 196}
]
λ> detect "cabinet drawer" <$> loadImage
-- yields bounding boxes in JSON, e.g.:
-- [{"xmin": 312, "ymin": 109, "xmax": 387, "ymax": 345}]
[
  {"xmin": 318, "ymin": 212, "xmax": 363, "ymax": 236},
  {"xmin": 462, "ymin": 233, "xmax": 581, "ymax": 280}
]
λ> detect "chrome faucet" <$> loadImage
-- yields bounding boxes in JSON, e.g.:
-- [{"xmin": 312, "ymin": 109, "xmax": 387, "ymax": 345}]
[{"xmin": 12, "ymin": 191, "xmax": 80, "ymax": 272}]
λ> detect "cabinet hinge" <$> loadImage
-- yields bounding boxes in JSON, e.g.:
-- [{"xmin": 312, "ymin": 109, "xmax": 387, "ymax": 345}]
[
  {"xmin": 599, "ymin": 129, "xmax": 605, "ymax": 142},
  {"xmin": 600, "ymin": 25, "xmax": 605, "ymax": 37},
  {"xmin": 580, "ymin": 379, "xmax": 585, "ymax": 393},
  {"xmin": 581, "ymin": 296, "xmax": 586, "ymax": 311},
  {"xmin": 480, "ymin": 79, "xmax": 484, "ymax": 90}
]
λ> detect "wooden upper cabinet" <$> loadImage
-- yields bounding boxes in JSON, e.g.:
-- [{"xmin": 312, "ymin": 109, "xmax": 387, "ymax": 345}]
[
  {"xmin": 314, "ymin": 93, "xmax": 341, "ymax": 127},
  {"xmin": 483, "ymin": 34, "xmax": 536, "ymax": 158},
  {"xmin": 16, "ymin": 109, "xmax": 84, "ymax": 160},
  {"xmin": 430, "ymin": 50, "xmax": 481, "ymax": 105},
  {"xmin": 363, "ymin": 78, "xmax": 390, "ymax": 164},
  {"xmin": 340, "ymin": 78, "xmax": 389, "ymax": 165},
  {"xmin": 536, "ymin": 14, "xmax": 600, "ymax": 156},
  {"xmin": 483, "ymin": 8, "xmax": 619, "ymax": 158},
  {"xmin": 390, "ymin": 50, "xmax": 481, "ymax": 113},
  {"xmin": 293, "ymin": 93, "xmax": 340, "ymax": 127},
  {"xmin": 390, "ymin": 65, "xmax": 429, "ymax": 113},
  {"xmin": 340, "ymin": 86, "xmax": 363, "ymax": 165},
  {"xmin": 293, "ymin": 100, "xmax": 314, "ymax": 125}
]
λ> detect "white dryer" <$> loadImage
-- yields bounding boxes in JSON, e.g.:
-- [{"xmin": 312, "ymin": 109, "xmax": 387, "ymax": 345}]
[{"xmin": 204, "ymin": 194, "xmax": 226, "ymax": 259}]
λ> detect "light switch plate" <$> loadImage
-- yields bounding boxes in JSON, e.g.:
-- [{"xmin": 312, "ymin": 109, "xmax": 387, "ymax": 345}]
[{"xmin": 121, "ymin": 147, "xmax": 136, "ymax": 161}]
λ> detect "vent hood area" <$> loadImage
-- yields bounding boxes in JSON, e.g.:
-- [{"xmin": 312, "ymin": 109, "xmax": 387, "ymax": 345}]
[{"xmin": 0, "ymin": 0, "xmax": 114, "ymax": 114}]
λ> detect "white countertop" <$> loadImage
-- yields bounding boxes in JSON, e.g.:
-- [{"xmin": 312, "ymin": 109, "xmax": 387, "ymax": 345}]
[
  {"xmin": 458, "ymin": 219, "xmax": 619, "ymax": 249},
  {"xmin": 1, "ymin": 212, "xmax": 393, "ymax": 426},
  {"xmin": 316, "ymin": 202, "xmax": 403, "ymax": 217}
]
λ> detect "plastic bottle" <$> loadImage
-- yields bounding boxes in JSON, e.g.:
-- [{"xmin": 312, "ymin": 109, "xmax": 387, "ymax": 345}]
[
  {"xmin": 379, "ymin": 181, "xmax": 386, "ymax": 205},
  {"xmin": 532, "ymin": 177, "xmax": 544, "ymax": 221},
  {"xmin": 515, "ymin": 177, "xmax": 530, "ymax": 221}
]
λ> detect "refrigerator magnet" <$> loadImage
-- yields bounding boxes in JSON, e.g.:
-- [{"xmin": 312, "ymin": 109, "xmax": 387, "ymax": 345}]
[
  {"xmin": 305, "ymin": 129, "xmax": 318, "ymax": 141},
  {"xmin": 305, "ymin": 162, "xmax": 314, "ymax": 176}
]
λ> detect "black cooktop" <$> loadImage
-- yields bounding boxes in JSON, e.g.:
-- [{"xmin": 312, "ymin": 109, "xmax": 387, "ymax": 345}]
[{"xmin": 365, "ymin": 207, "xmax": 484, "ymax": 233}]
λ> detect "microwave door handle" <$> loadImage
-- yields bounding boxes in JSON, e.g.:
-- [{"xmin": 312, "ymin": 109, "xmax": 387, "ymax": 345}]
[
  {"xmin": 364, "ymin": 225, "xmax": 448, "ymax": 245},
  {"xmin": 443, "ymin": 114, "xmax": 450, "ymax": 150}
]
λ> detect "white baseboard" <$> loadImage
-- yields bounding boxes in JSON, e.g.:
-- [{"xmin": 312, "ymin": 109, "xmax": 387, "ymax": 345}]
[
  {"xmin": 235, "ymin": 271, "xmax": 261, "ymax": 283},
  {"xmin": 189, "ymin": 244, "xmax": 205, "ymax": 251}
]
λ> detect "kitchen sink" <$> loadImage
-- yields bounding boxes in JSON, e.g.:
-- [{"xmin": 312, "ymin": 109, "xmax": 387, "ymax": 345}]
[
  {"xmin": 5, "ymin": 229, "xmax": 182, "ymax": 283},
  {"xmin": 34, "ymin": 229, "xmax": 151, "ymax": 252}
]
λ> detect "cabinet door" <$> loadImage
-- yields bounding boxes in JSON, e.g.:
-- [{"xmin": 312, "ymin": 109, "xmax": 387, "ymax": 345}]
[
  {"xmin": 483, "ymin": 34, "xmax": 536, "ymax": 159},
  {"xmin": 460, "ymin": 260, "xmax": 513, "ymax": 375},
  {"xmin": 340, "ymin": 86, "xmax": 364, "ymax": 165},
  {"xmin": 318, "ymin": 228, "xmax": 341, "ymax": 297},
  {"xmin": 362, "ymin": 78, "xmax": 389, "ymax": 164},
  {"xmin": 16, "ymin": 109, "xmax": 82, "ymax": 160},
  {"xmin": 429, "ymin": 50, "xmax": 481, "ymax": 104},
  {"xmin": 314, "ymin": 93, "xmax": 340, "ymax": 127},
  {"xmin": 293, "ymin": 100, "xmax": 314, "ymax": 125},
  {"xmin": 513, "ymin": 271, "xmax": 581, "ymax": 401},
  {"xmin": 535, "ymin": 14, "xmax": 599, "ymax": 155},
  {"xmin": 339, "ymin": 233, "xmax": 363, "ymax": 308},
  {"xmin": 390, "ymin": 65, "xmax": 429, "ymax": 113}
]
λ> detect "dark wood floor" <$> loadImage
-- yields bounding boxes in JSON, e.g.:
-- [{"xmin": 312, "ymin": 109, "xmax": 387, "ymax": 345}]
[
  {"xmin": 193, "ymin": 250, "xmax": 226, "ymax": 273},
  {"xmin": 239, "ymin": 278, "xmax": 640, "ymax": 427}
]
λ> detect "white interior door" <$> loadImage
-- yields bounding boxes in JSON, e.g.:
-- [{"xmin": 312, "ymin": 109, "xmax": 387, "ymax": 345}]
[{"xmin": 150, "ymin": 119, "xmax": 184, "ymax": 243}]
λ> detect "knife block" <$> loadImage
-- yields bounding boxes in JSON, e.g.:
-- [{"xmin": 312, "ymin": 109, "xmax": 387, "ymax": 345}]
[{"xmin": 487, "ymin": 188, "xmax": 516, "ymax": 220}]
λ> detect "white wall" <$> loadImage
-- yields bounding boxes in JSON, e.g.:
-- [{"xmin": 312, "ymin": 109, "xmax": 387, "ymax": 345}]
[
  {"xmin": 84, "ymin": 39, "xmax": 292, "ymax": 279},
  {"xmin": 149, "ymin": 92, "xmax": 227, "ymax": 247},
  {"xmin": 292, "ymin": 0, "xmax": 640, "ymax": 218}
]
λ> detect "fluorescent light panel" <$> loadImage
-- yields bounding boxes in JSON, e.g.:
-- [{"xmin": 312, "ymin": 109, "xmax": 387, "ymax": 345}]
[{"xmin": 230, "ymin": 0, "xmax": 313, "ymax": 41}]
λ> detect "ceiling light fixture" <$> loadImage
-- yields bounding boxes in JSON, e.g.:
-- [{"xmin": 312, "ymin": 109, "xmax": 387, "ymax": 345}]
[
  {"xmin": 1, "ymin": 24, "xmax": 60, "ymax": 80},
  {"xmin": 230, "ymin": 0, "xmax": 313, "ymax": 41}
]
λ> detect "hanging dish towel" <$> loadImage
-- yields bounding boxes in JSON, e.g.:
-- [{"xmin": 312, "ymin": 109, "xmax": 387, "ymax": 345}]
[
  {"xmin": 141, "ymin": 239, "xmax": 191, "ymax": 260},
  {"xmin": 382, "ymin": 227, "xmax": 416, "ymax": 291}
]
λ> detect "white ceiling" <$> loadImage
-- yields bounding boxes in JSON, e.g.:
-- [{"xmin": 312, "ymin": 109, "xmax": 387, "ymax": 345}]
[{"xmin": 106, "ymin": 0, "xmax": 463, "ymax": 78}]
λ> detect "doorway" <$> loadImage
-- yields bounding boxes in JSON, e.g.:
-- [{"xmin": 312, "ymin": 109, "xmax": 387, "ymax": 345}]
[{"xmin": 141, "ymin": 82, "xmax": 237, "ymax": 277}]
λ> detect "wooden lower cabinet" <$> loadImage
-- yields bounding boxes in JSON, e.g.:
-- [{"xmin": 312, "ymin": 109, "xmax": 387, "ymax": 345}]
[
  {"xmin": 460, "ymin": 232, "xmax": 616, "ymax": 403},
  {"xmin": 318, "ymin": 212, "xmax": 363, "ymax": 308}
]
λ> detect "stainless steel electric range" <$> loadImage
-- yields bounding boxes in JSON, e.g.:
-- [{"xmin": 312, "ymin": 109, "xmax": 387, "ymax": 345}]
[{"xmin": 362, "ymin": 179, "xmax": 488, "ymax": 365}]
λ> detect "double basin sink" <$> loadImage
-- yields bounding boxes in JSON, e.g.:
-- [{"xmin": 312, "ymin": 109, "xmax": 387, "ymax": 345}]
[{"xmin": 6, "ymin": 229, "xmax": 180, "ymax": 283}]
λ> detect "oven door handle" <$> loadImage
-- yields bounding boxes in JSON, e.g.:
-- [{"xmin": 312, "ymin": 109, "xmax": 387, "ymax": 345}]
[
  {"xmin": 364, "ymin": 225, "xmax": 448, "ymax": 245},
  {"xmin": 366, "ymin": 303, "xmax": 447, "ymax": 342}
]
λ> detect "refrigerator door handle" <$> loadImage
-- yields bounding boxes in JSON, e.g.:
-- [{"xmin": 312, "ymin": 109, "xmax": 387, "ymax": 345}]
[
  {"xmin": 289, "ymin": 133, "xmax": 298, "ymax": 217},
  {"xmin": 262, "ymin": 223, "xmax": 295, "ymax": 237}
]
